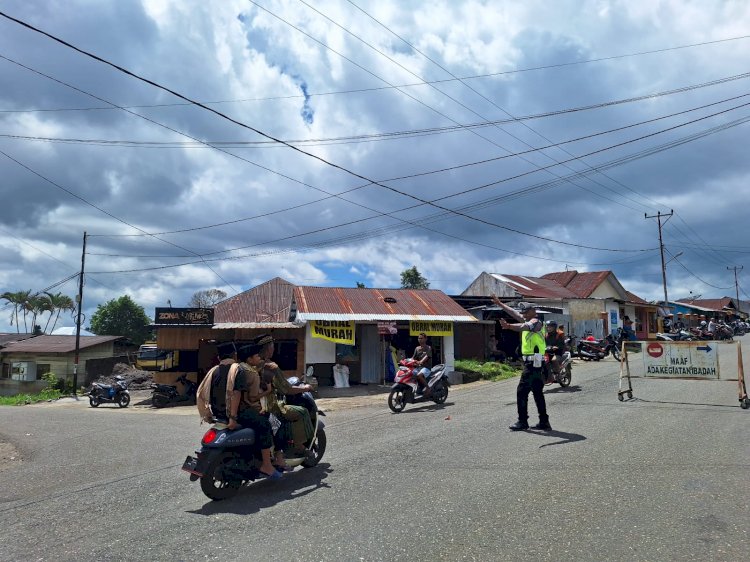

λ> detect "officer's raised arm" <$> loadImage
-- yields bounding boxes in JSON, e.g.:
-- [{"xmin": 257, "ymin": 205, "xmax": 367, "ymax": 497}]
[{"xmin": 491, "ymin": 294, "xmax": 524, "ymax": 323}]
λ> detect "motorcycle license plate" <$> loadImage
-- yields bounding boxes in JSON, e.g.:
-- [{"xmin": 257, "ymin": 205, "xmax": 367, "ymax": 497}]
[{"xmin": 181, "ymin": 455, "xmax": 203, "ymax": 476}]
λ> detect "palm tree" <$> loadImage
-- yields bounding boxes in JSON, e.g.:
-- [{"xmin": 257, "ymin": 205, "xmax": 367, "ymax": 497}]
[
  {"xmin": 44, "ymin": 292, "xmax": 75, "ymax": 333},
  {"xmin": 28, "ymin": 294, "xmax": 52, "ymax": 333},
  {"xmin": 16, "ymin": 290, "xmax": 33, "ymax": 333},
  {"xmin": 1, "ymin": 291, "xmax": 23, "ymax": 332}
]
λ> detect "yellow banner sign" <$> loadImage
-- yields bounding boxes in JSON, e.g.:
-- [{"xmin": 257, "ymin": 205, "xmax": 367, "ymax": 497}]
[
  {"xmin": 311, "ymin": 320, "xmax": 356, "ymax": 345},
  {"xmin": 409, "ymin": 320, "xmax": 453, "ymax": 337}
]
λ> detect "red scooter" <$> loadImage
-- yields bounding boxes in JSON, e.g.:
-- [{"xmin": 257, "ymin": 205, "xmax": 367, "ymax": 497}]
[{"xmin": 387, "ymin": 359, "xmax": 449, "ymax": 413}]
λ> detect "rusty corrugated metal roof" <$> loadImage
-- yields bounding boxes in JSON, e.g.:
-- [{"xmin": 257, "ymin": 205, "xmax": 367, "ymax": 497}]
[
  {"xmin": 625, "ymin": 291, "xmax": 651, "ymax": 305},
  {"xmin": 294, "ymin": 286, "xmax": 476, "ymax": 322},
  {"xmin": 214, "ymin": 277, "xmax": 295, "ymax": 324},
  {"xmin": 542, "ymin": 270, "xmax": 619, "ymax": 298},
  {"xmin": 1, "ymin": 335, "xmax": 121, "ymax": 353},
  {"xmin": 676, "ymin": 297, "xmax": 735, "ymax": 312},
  {"xmin": 491, "ymin": 274, "xmax": 580, "ymax": 299}
]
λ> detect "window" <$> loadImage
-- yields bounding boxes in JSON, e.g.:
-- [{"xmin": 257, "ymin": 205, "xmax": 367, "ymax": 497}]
[
  {"xmin": 273, "ymin": 340, "xmax": 299, "ymax": 371},
  {"xmin": 36, "ymin": 364, "xmax": 52, "ymax": 379}
]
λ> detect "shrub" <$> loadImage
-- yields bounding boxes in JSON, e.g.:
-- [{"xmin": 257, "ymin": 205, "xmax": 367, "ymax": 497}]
[{"xmin": 454, "ymin": 359, "xmax": 520, "ymax": 382}]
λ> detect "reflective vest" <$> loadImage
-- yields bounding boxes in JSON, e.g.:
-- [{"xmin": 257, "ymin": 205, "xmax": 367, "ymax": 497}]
[{"xmin": 521, "ymin": 325, "xmax": 546, "ymax": 356}]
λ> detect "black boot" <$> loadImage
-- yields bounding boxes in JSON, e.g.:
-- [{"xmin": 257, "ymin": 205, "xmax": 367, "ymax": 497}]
[
  {"xmin": 533, "ymin": 418, "xmax": 552, "ymax": 431},
  {"xmin": 509, "ymin": 420, "xmax": 529, "ymax": 431}
]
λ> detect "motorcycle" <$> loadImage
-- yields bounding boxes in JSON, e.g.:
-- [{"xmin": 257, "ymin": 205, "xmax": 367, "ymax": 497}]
[
  {"xmin": 577, "ymin": 331, "xmax": 621, "ymax": 362},
  {"xmin": 181, "ymin": 367, "xmax": 327, "ymax": 501},
  {"xmin": 543, "ymin": 346, "xmax": 572, "ymax": 387},
  {"xmin": 655, "ymin": 330, "xmax": 694, "ymax": 342},
  {"xmin": 387, "ymin": 359, "xmax": 450, "ymax": 413},
  {"xmin": 88, "ymin": 375, "xmax": 130, "ymax": 408},
  {"xmin": 152, "ymin": 373, "xmax": 198, "ymax": 408}
]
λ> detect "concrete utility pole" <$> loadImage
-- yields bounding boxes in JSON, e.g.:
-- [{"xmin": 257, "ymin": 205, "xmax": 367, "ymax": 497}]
[
  {"xmin": 645, "ymin": 210, "xmax": 674, "ymax": 310},
  {"xmin": 73, "ymin": 231, "xmax": 87, "ymax": 395},
  {"xmin": 728, "ymin": 265, "xmax": 743, "ymax": 314}
]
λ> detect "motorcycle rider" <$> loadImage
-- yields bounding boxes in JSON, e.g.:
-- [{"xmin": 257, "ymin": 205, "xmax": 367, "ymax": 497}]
[
  {"xmin": 411, "ymin": 332, "xmax": 433, "ymax": 396},
  {"xmin": 492, "ymin": 296, "xmax": 552, "ymax": 432},
  {"xmin": 545, "ymin": 321, "xmax": 565, "ymax": 381},
  {"xmin": 708, "ymin": 317, "xmax": 718, "ymax": 336},
  {"xmin": 253, "ymin": 334, "xmax": 315, "ymax": 458},
  {"xmin": 673, "ymin": 313, "xmax": 686, "ymax": 332}
]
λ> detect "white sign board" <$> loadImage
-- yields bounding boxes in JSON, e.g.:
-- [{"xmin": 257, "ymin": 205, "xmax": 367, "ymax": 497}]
[{"xmin": 642, "ymin": 341, "xmax": 719, "ymax": 379}]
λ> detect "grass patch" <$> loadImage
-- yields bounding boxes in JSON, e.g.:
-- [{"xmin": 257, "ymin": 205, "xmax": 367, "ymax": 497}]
[
  {"xmin": 0, "ymin": 388, "xmax": 64, "ymax": 406},
  {"xmin": 455, "ymin": 359, "xmax": 521, "ymax": 382}
]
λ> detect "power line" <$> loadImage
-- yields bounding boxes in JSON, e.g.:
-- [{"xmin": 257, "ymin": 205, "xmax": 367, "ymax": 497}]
[{"xmin": 3, "ymin": 32, "xmax": 748, "ymax": 113}]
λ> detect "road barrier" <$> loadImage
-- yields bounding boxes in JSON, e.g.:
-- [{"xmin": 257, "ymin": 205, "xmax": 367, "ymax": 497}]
[{"xmin": 618, "ymin": 340, "xmax": 749, "ymax": 409}]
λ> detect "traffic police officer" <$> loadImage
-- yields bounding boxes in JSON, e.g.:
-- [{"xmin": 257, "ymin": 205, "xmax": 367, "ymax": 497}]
[{"xmin": 492, "ymin": 296, "xmax": 552, "ymax": 431}]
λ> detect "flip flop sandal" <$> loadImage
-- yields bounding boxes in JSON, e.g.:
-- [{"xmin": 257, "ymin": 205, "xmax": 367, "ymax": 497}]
[{"xmin": 260, "ymin": 469, "xmax": 283, "ymax": 480}]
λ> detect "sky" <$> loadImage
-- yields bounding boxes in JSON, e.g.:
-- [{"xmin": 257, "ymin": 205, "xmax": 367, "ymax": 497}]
[{"xmin": 1, "ymin": 0, "xmax": 749, "ymax": 332}]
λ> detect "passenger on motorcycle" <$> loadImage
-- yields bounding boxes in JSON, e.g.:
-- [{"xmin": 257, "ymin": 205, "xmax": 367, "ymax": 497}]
[
  {"xmin": 411, "ymin": 333, "xmax": 433, "ymax": 396},
  {"xmin": 235, "ymin": 343, "xmax": 282, "ymax": 479},
  {"xmin": 253, "ymin": 334, "xmax": 315, "ymax": 459},
  {"xmin": 545, "ymin": 321, "xmax": 565, "ymax": 377}
]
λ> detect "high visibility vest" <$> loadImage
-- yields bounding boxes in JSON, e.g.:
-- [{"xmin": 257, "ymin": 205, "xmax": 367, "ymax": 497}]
[{"xmin": 521, "ymin": 326, "xmax": 546, "ymax": 356}]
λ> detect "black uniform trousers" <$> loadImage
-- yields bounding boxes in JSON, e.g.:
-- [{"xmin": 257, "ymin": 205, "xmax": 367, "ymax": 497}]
[{"xmin": 517, "ymin": 362, "xmax": 549, "ymax": 424}]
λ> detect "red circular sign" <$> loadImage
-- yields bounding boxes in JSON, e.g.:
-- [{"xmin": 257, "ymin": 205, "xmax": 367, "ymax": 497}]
[{"xmin": 647, "ymin": 343, "xmax": 664, "ymax": 358}]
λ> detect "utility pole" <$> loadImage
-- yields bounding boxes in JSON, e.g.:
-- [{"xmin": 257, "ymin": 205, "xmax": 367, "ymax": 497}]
[
  {"xmin": 73, "ymin": 231, "xmax": 87, "ymax": 395},
  {"xmin": 645, "ymin": 210, "xmax": 674, "ymax": 311},
  {"xmin": 728, "ymin": 265, "xmax": 743, "ymax": 314}
]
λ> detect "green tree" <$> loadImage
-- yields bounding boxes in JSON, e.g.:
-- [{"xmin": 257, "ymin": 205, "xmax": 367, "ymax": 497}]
[
  {"xmin": 89, "ymin": 295, "xmax": 152, "ymax": 345},
  {"xmin": 400, "ymin": 266, "xmax": 430, "ymax": 289},
  {"xmin": 188, "ymin": 289, "xmax": 227, "ymax": 307}
]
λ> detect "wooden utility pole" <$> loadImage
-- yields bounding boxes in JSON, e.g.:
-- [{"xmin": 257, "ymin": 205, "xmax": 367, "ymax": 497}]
[
  {"xmin": 73, "ymin": 231, "xmax": 87, "ymax": 395},
  {"xmin": 645, "ymin": 210, "xmax": 674, "ymax": 310}
]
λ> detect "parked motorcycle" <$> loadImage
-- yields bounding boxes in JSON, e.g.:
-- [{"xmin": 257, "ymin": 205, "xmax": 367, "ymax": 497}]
[
  {"xmin": 577, "ymin": 332, "xmax": 621, "ymax": 362},
  {"xmin": 88, "ymin": 375, "xmax": 130, "ymax": 408},
  {"xmin": 181, "ymin": 367, "xmax": 326, "ymax": 501},
  {"xmin": 152, "ymin": 374, "xmax": 198, "ymax": 408},
  {"xmin": 388, "ymin": 359, "xmax": 450, "ymax": 413},
  {"xmin": 543, "ymin": 347, "xmax": 572, "ymax": 387},
  {"xmin": 655, "ymin": 330, "xmax": 694, "ymax": 342}
]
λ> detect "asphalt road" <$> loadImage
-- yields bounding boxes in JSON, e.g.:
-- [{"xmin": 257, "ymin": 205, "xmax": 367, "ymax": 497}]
[{"xmin": 1, "ymin": 338, "xmax": 748, "ymax": 562}]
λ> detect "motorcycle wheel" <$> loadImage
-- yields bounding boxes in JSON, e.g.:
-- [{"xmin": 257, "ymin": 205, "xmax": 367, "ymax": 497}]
[
  {"xmin": 152, "ymin": 394, "xmax": 169, "ymax": 408},
  {"xmin": 611, "ymin": 347, "xmax": 621, "ymax": 362},
  {"xmin": 388, "ymin": 388, "xmax": 407, "ymax": 413},
  {"xmin": 88, "ymin": 395, "xmax": 100, "ymax": 408},
  {"xmin": 116, "ymin": 393, "xmax": 130, "ymax": 408},
  {"xmin": 302, "ymin": 428, "xmax": 327, "ymax": 468},
  {"xmin": 559, "ymin": 365, "xmax": 572, "ymax": 387},
  {"xmin": 432, "ymin": 382, "xmax": 449, "ymax": 404},
  {"xmin": 200, "ymin": 452, "xmax": 242, "ymax": 501}
]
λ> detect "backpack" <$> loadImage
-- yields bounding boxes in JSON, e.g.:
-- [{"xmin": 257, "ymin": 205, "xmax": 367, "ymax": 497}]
[{"xmin": 196, "ymin": 363, "xmax": 241, "ymax": 424}]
